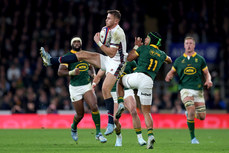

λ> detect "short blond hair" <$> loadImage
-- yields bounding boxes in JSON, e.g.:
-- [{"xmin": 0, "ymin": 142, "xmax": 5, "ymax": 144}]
[{"xmin": 184, "ymin": 36, "xmax": 196, "ymax": 44}]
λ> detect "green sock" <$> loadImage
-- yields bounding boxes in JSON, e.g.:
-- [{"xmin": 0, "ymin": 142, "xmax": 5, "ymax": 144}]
[
  {"xmin": 187, "ymin": 119, "xmax": 195, "ymax": 139},
  {"xmin": 147, "ymin": 128, "xmax": 154, "ymax": 136},
  {"xmin": 118, "ymin": 97, "xmax": 124, "ymax": 104},
  {"xmin": 71, "ymin": 115, "xmax": 80, "ymax": 130},
  {"xmin": 115, "ymin": 127, "xmax": 121, "ymax": 135},
  {"xmin": 92, "ymin": 111, "xmax": 101, "ymax": 135},
  {"xmin": 135, "ymin": 128, "xmax": 142, "ymax": 135}
]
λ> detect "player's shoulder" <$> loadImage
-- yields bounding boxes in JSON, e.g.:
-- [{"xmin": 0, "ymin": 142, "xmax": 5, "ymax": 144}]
[
  {"xmin": 195, "ymin": 53, "xmax": 205, "ymax": 60},
  {"xmin": 112, "ymin": 25, "xmax": 125, "ymax": 36},
  {"xmin": 64, "ymin": 52, "xmax": 72, "ymax": 56},
  {"xmin": 138, "ymin": 45, "xmax": 148, "ymax": 50},
  {"xmin": 157, "ymin": 49, "xmax": 167, "ymax": 55}
]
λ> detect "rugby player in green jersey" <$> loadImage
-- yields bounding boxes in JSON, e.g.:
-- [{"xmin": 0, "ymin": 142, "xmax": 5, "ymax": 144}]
[
  {"xmin": 165, "ymin": 36, "xmax": 213, "ymax": 144},
  {"xmin": 116, "ymin": 32, "xmax": 172, "ymax": 149},
  {"xmin": 58, "ymin": 37, "xmax": 107, "ymax": 143},
  {"xmin": 93, "ymin": 61, "xmax": 146, "ymax": 147}
]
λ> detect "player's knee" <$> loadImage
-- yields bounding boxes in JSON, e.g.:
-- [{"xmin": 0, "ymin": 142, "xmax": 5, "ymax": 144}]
[
  {"xmin": 188, "ymin": 111, "xmax": 195, "ymax": 118},
  {"xmin": 90, "ymin": 105, "xmax": 98, "ymax": 112},
  {"xmin": 129, "ymin": 108, "xmax": 137, "ymax": 117},
  {"xmin": 102, "ymin": 86, "xmax": 111, "ymax": 96},
  {"xmin": 196, "ymin": 105, "xmax": 206, "ymax": 120},
  {"xmin": 199, "ymin": 115, "xmax": 206, "ymax": 120}
]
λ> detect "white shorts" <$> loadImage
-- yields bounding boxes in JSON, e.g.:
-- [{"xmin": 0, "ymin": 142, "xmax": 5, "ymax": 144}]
[
  {"xmin": 122, "ymin": 72, "xmax": 153, "ymax": 105},
  {"xmin": 69, "ymin": 83, "xmax": 92, "ymax": 102},
  {"xmin": 110, "ymin": 89, "xmax": 134, "ymax": 103},
  {"xmin": 100, "ymin": 54, "xmax": 123, "ymax": 76},
  {"xmin": 180, "ymin": 89, "xmax": 205, "ymax": 103}
]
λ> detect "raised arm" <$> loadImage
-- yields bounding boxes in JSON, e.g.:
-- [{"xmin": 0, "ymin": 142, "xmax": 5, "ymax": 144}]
[
  {"xmin": 127, "ymin": 37, "xmax": 143, "ymax": 61},
  {"xmin": 94, "ymin": 32, "xmax": 118, "ymax": 58}
]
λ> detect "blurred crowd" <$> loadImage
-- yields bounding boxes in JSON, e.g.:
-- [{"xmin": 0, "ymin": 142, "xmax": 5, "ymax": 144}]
[{"xmin": 0, "ymin": 0, "xmax": 228, "ymax": 114}]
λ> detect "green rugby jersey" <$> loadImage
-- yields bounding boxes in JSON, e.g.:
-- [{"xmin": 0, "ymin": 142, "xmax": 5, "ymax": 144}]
[
  {"xmin": 134, "ymin": 44, "xmax": 168, "ymax": 80},
  {"xmin": 172, "ymin": 52, "xmax": 207, "ymax": 90},
  {"xmin": 111, "ymin": 61, "xmax": 137, "ymax": 92},
  {"xmin": 62, "ymin": 50, "xmax": 91, "ymax": 86}
]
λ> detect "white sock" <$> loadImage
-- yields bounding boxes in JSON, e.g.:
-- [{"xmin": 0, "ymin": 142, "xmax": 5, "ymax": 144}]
[{"xmin": 137, "ymin": 134, "xmax": 143, "ymax": 139}]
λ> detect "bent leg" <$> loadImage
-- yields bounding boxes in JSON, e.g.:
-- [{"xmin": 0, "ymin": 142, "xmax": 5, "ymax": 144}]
[
  {"xmin": 195, "ymin": 102, "xmax": 206, "ymax": 120},
  {"xmin": 76, "ymin": 51, "xmax": 101, "ymax": 68}
]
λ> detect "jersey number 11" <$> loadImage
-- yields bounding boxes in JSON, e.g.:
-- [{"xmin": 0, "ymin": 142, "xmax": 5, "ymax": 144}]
[{"xmin": 147, "ymin": 59, "xmax": 158, "ymax": 71}]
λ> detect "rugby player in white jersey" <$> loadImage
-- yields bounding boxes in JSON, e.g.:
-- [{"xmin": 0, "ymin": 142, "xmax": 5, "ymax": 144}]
[{"xmin": 40, "ymin": 10, "xmax": 127, "ymax": 136}]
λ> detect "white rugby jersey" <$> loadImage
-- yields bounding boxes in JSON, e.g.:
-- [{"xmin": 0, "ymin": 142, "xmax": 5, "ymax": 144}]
[{"xmin": 109, "ymin": 25, "xmax": 127, "ymax": 63}]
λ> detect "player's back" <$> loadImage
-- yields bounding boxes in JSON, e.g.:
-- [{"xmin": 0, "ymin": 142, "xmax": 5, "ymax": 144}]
[{"xmin": 135, "ymin": 45, "xmax": 167, "ymax": 80}]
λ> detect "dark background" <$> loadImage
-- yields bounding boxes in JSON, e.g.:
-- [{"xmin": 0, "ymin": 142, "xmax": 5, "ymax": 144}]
[{"xmin": 0, "ymin": 0, "xmax": 228, "ymax": 114}]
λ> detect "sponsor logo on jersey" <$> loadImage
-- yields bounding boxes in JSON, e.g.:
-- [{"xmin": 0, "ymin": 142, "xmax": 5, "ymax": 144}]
[
  {"xmin": 141, "ymin": 92, "xmax": 151, "ymax": 96},
  {"xmin": 184, "ymin": 67, "xmax": 197, "ymax": 75},
  {"xmin": 195, "ymin": 58, "xmax": 198, "ymax": 63},
  {"xmin": 76, "ymin": 63, "xmax": 89, "ymax": 71},
  {"xmin": 149, "ymin": 50, "xmax": 160, "ymax": 57}
]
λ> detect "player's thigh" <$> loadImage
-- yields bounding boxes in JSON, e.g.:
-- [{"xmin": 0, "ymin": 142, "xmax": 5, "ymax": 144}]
[
  {"xmin": 100, "ymin": 55, "xmax": 121, "ymax": 75},
  {"xmin": 76, "ymin": 51, "xmax": 101, "ymax": 68},
  {"xmin": 180, "ymin": 89, "xmax": 195, "ymax": 107},
  {"xmin": 69, "ymin": 83, "xmax": 91, "ymax": 102},
  {"xmin": 83, "ymin": 90, "xmax": 98, "ymax": 111},
  {"xmin": 102, "ymin": 73, "xmax": 117, "ymax": 92},
  {"xmin": 122, "ymin": 73, "xmax": 139, "ymax": 89},
  {"xmin": 122, "ymin": 73, "xmax": 153, "ymax": 89}
]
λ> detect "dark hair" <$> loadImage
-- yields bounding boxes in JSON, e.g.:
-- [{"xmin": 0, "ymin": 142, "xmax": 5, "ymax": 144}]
[
  {"xmin": 107, "ymin": 10, "xmax": 121, "ymax": 20},
  {"xmin": 147, "ymin": 32, "xmax": 162, "ymax": 46}
]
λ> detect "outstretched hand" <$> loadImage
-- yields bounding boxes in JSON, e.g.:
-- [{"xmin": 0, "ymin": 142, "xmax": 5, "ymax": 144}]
[{"xmin": 134, "ymin": 37, "xmax": 143, "ymax": 47}]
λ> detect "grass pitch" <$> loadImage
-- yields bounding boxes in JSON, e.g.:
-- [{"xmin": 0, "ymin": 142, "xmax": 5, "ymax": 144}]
[{"xmin": 0, "ymin": 129, "xmax": 228, "ymax": 153}]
